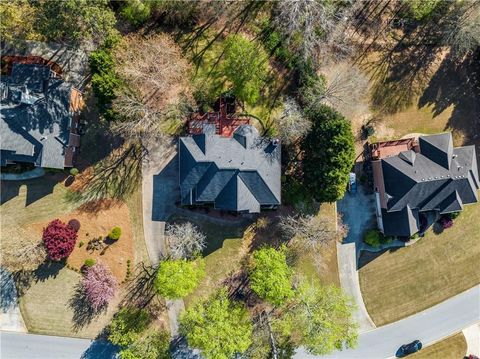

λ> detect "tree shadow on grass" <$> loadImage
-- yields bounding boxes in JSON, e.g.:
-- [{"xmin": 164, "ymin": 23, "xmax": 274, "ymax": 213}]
[
  {"xmin": 33, "ymin": 261, "xmax": 65, "ymax": 282},
  {"xmin": 120, "ymin": 263, "xmax": 159, "ymax": 310},
  {"xmin": 418, "ymin": 50, "xmax": 480, "ymax": 157},
  {"xmin": 69, "ymin": 282, "xmax": 107, "ymax": 332}
]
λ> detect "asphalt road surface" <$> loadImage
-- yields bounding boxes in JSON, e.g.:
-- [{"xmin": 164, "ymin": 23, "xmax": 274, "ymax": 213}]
[
  {"xmin": 2, "ymin": 285, "xmax": 479, "ymax": 359},
  {"xmin": 0, "ymin": 332, "xmax": 117, "ymax": 359},
  {"xmin": 295, "ymin": 285, "xmax": 480, "ymax": 359}
]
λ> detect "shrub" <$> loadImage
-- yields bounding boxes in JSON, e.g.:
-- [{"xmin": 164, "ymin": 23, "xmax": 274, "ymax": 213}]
[
  {"xmin": 449, "ymin": 212, "xmax": 460, "ymax": 220},
  {"xmin": 84, "ymin": 258, "xmax": 96, "ymax": 267},
  {"xmin": 82, "ymin": 263, "xmax": 117, "ymax": 311},
  {"xmin": 440, "ymin": 216, "xmax": 453, "ymax": 229},
  {"xmin": 109, "ymin": 227, "xmax": 122, "ymax": 240},
  {"xmin": 69, "ymin": 168, "xmax": 79, "ymax": 176},
  {"xmin": 68, "ymin": 219, "xmax": 81, "ymax": 232},
  {"xmin": 79, "ymin": 241, "xmax": 84, "ymax": 248},
  {"xmin": 364, "ymin": 229, "xmax": 381, "ymax": 247},
  {"xmin": 42, "ymin": 219, "xmax": 77, "ymax": 261}
]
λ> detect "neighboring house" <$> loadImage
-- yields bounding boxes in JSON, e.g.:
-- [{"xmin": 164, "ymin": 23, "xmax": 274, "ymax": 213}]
[
  {"xmin": 179, "ymin": 118, "xmax": 281, "ymax": 213},
  {"xmin": 1, "ymin": 59, "xmax": 84, "ymax": 169},
  {"xmin": 371, "ymin": 132, "xmax": 479, "ymax": 237}
]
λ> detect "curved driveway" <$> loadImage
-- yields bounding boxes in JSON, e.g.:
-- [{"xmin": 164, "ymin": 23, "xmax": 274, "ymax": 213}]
[{"xmin": 295, "ymin": 285, "xmax": 480, "ymax": 359}]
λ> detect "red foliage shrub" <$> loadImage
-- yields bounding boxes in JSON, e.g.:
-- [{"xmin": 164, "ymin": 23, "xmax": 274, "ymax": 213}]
[
  {"xmin": 42, "ymin": 219, "xmax": 78, "ymax": 261},
  {"xmin": 82, "ymin": 263, "xmax": 117, "ymax": 310},
  {"xmin": 68, "ymin": 219, "xmax": 81, "ymax": 232}
]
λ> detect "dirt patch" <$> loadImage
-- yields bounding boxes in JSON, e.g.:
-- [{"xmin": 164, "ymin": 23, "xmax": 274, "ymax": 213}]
[{"xmin": 27, "ymin": 203, "xmax": 134, "ymax": 282}]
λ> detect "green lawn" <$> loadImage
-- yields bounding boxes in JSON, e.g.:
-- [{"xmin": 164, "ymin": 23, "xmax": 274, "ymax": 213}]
[
  {"xmin": 168, "ymin": 214, "xmax": 249, "ymax": 308},
  {"xmin": 410, "ymin": 333, "xmax": 466, "ymax": 359},
  {"xmin": 359, "ymin": 202, "xmax": 480, "ymax": 326},
  {"xmin": 19, "ymin": 263, "xmax": 119, "ymax": 338},
  {"xmin": 293, "ymin": 202, "xmax": 340, "ymax": 287},
  {"xmin": 0, "ymin": 174, "xmax": 75, "ymax": 230}
]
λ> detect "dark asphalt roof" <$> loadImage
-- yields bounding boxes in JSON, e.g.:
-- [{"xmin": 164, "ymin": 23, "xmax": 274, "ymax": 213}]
[
  {"xmin": 379, "ymin": 132, "xmax": 479, "ymax": 237},
  {"xmin": 179, "ymin": 124, "xmax": 281, "ymax": 213},
  {"xmin": 1, "ymin": 63, "xmax": 74, "ymax": 169}
]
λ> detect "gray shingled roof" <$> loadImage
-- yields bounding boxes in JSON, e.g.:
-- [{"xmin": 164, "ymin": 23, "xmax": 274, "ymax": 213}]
[
  {"xmin": 379, "ymin": 132, "xmax": 479, "ymax": 237},
  {"xmin": 179, "ymin": 124, "xmax": 281, "ymax": 213},
  {"xmin": 1, "ymin": 63, "xmax": 74, "ymax": 169}
]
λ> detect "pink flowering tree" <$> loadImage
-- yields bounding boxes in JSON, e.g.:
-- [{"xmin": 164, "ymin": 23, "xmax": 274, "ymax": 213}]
[
  {"xmin": 42, "ymin": 219, "xmax": 77, "ymax": 261},
  {"xmin": 82, "ymin": 262, "xmax": 117, "ymax": 310}
]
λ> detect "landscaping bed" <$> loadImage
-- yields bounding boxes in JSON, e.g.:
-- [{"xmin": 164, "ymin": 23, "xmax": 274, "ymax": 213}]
[
  {"xmin": 359, "ymin": 202, "xmax": 480, "ymax": 326},
  {"xmin": 27, "ymin": 203, "xmax": 134, "ymax": 282}
]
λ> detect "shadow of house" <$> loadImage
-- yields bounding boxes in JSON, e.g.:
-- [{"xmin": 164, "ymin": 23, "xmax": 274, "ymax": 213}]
[{"xmin": 0, "ymin": 176, "xmax": 58, "ymax": 206}]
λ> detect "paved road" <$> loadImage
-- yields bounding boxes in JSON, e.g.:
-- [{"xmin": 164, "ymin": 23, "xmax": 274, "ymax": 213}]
[
  {"xmin": 295, "ymin": 285, "xmax": 480, "ymax": 359},
  {"xmin": 0, "ymin": 331, "xmax": 118, "ymax": 359}
]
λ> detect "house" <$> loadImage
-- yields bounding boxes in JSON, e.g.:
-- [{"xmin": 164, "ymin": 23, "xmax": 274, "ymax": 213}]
[
  {"xmin": 1, "ymin": 58, "xmax": 83, "ymax": 169},
  {"xmin": 371, "ymin": 132, "xmax": 479, "ymax": 237},
  {"xmin": 178, "ymin": 119, "xmax": 281, "ymax": 213}
]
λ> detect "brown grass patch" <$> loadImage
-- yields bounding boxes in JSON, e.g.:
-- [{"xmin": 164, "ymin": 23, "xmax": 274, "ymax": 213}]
[{"xmin": 27, "ymin": 203, "xmax": 134, "ymax": 282}]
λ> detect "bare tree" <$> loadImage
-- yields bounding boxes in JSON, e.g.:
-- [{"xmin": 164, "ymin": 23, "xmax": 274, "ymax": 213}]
[
  {"xmin": 113, "ymin": 33, "xmax": 193, "ymax": 139},
  {"xmin": 279, "ymin": 213, "xmax": 342, "ymax": 250},
  {"xmin": 165, "ymin": 222, "xmax": 206, "ymax": 260},
  {"xmin": 273, "ymin": 0, "xmax": 356, "ymax": 61},
  {"xmin": 1, "ymin": 228, "xmax": 46, "ymax": 272},
  {"xmin": 273, "ymin": 97, "xmax": 311, "ymax": 144},
  {"xmin": 302, "ymin": 64, "xmax": 369, "ymax": 114}
]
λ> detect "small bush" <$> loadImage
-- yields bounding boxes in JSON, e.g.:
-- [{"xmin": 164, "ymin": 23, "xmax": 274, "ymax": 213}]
[
  {"xmin": 69, "ymin": 168, "xmax": 79, "ymax": 176},
  {"xmin": 364, "ymin": 229, "xmax": 381, "ymax": 247},
  {"xmin": 410, "ymin": 233, "xmax": 420, "ymax": 240},
  {"xmin": 68, "ymin": 219, "xmax": 81, "ymax": 232},
  {"xmin": 84, "ymin": 258, "xmax": 96, "ymax": 268},
  {"xmin": 79, "ymin": 241, "xmax": 84, "ymax": 248},
  {"xmin": 109, "ymin": 227, "xmax": 122, "ymax": 240},
  {"xmin": 449, "ymin": 212, "xmax": 460, "ymax": 220}
]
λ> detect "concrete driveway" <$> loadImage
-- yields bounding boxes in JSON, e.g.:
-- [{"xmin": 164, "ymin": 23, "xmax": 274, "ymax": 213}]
[
  {"xmin": 336, "ymin": 185, "xmax": 377, "ymax": 332},
  {"xmin": 141, "ymin": 143, "xmax": 183, "ymax": 336}
]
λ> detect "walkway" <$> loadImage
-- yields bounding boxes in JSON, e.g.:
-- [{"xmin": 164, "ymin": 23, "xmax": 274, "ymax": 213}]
[
  {"xmin": 463, "ymin": 323, "xmax": 480, "ymax": 357},
  {"xmin": 295, "ymin": 285, "xmax": 480, "ymax": 359},
  {"xmin": 141, "ymin": 142, "xmax": 184, "ymax": 336},
  {"xmin": 0, "ymin": 168, "xmax": 45, "ymax": 181}
]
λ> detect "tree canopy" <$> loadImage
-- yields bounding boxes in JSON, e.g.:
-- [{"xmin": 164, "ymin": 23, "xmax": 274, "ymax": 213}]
[
  {"xmin": 108, "ymin": 308, "xmax": 151, "ymax": 347},
  {"xmin": 222, "ymin": 34, "xmax": 268, "ymax": 105},
  {"xmin": 301, "ymin": 105, "xmax": 355, "ymax": 202},
  {"xmin": 119, "ymin": 329, "xmax": 170, "ymax": 359},
  {"xmin": 154, "ymin": 259, "xmax": 205, "ymax": 299},
  {"xmin": 249, "ymin": 246, "xmax": 294, "ymax": 306},
  {"xmin": 32, "ymin": 0, "xmax": 117, "ymax": 45},
  {"xmin": 180, "ymin": 289, "xmax": 253, "ymax": 359},
  {"xmin": 273, "ymin": 280, "xmax": 358, "ymax": 355}
]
